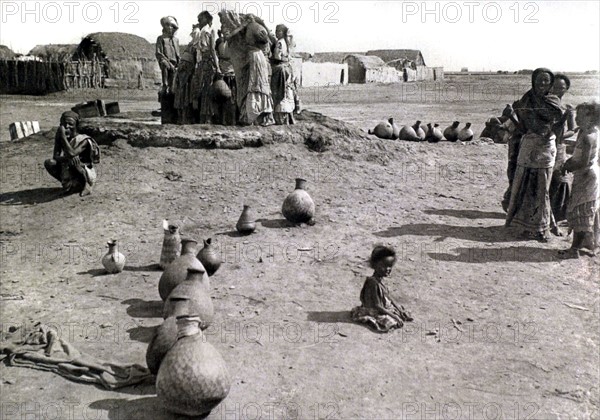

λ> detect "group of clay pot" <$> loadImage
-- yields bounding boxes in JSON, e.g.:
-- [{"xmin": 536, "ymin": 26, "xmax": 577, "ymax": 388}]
[
  {"xmin": 141, "ymin": 221, "xmax": 229, "ymax": 417},
  {"xmin": 100, "ymin": 178, "xmax": 313, "ymax": 417},
  {"xmin": 369, "ymin": 118, "xmax": 474, "ymax": 142}
]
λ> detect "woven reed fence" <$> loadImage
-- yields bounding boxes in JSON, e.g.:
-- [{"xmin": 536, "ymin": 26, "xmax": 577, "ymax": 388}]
[{"xmin": 0, "ymin": 59, "xmax": 105, "ymax": 95}]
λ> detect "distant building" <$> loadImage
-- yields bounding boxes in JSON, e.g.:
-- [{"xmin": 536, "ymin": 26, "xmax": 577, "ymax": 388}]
[{"xmin": 342, "ymin": 54, "xmax": 401, "ymax": 84}]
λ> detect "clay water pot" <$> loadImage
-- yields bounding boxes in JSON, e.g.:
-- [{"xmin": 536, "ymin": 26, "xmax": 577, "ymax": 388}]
[
  {"xmin": 245, "ymin": 21, "xmax": 269, "ymax": 48},
  {"xmin": 156, "ymin": 315, "xmax": 231, "ymax": 417},
  {"xmin": 163, "ymin": 264, "xmax": 214, "ymax": 330},
  {"xmin": 443, "ymin": 121, "xmax": 460, "ymax": 142},
  {"xmin": 282, "ymin": 178, "xmax": 315, "ymax": 224},
  {"xmin": 368, "ymin": 121, "xmax": 394, "ymax": 139},
  {"xmin": 413, "ymin": 120, "xmax": 426, "ymax": 140},
  {"xmin": 236, "ymin": 205, "xmax": 256, "ymax": 235},
  {"xmin": 101, "ymin": 240, "xmax": 126, "ymax": 274},
  {"xmin": 159, "ymin": 239, "xmax": 210, "ymax": 301},
  {"xmin": 399, "ymin": 124, "xmax": 421, "ymax": 142},
  {"xmin": 458, "ymin": 122, "xmax": 474, "ymax": 141},
  {"xmin": 388, "ymin": 118, "xmax": 400, "ymax": 139},
  {"xmin": 146, "ymin": 316, "xmax": 177, "ymax": 375},
  {"xmin": 197, "ymin": 238, "xmax": 222, "ymax": 277},
  {"xmin": 426, "ymin": 123, "xmax": 443, "ymax": 143},
  {"xmin": 211, "ymin": 78, "xmax": 232, "ymax": 101},
  {"xmin": 159, "ymin": 220, "xmax": 181, "ymax": 270}
]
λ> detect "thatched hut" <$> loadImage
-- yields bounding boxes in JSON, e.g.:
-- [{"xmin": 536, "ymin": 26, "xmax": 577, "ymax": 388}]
[
  {"xmin": 0, "ymin": 45, "xmax": 16, "ymax": 60},
  {"xmin": 76, "ymin": 32, "xmax": 160, "ymax": 88},
  {"xmin": 28, "ymin": 44, "xmax": 78, "ymax": 61},
  {"xmin": 342, "ymin": 54, "xmax": 401, "ymax": 84}
]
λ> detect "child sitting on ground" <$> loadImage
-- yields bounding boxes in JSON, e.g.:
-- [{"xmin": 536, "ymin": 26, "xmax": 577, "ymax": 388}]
[
  {"xmin": 351, "ymin": 245, "xmax": 413, "ymax": 332},
  {"xmin": 558, "ymin": 102, "xmax": 600, "ymax": 258}
]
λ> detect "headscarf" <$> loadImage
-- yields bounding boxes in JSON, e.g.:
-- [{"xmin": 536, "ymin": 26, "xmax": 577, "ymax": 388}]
[
  {"xmin": 513, "ymin": 67, "xmax": 562, "ymax": 135},
  {"xmin": 61, "ymin": 111, "xmax": 80, "ymax": 125},
  {"xmin": 160, "ymin": 16, "xmax": 179, "ymax": 30}
]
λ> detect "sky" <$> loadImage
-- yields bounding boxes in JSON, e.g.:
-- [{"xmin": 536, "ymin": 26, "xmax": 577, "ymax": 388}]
[{"xmin": 0, "ymin": 0, "xmax": 599, "ymax": 72}]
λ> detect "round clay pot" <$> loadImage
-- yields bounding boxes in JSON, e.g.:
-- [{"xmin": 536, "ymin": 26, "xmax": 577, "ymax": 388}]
[
  {"xmin": 197, "ymin": 238, "xmax": 222, "ymax": 277},
  {"xmin": 146, "ymin": 316, "xmax": 177, "ymax": 375},
  {"xmin": 368, "ymin": 121, "xmax": 394, "ymax": 139},
  {"xmin": 399, "ymin": 125, "xmax": 420, "ymax": 141},
  {"xmin": 163, "ymin": 264, "xmax": 214, "ymax": 330},
  {"xmin": 444, "ymin": 121, "xmax": 460, "ymax": 142},
  {"xmin": 426, "ymin": 123, "xmax": 443, "ymax": 143},
  {"xmin": 413, "ymin": 120, "xmax": 426, "ymax": 140},
  {"xmin": 459, "ymin": 122, "xmax": 474, "ymax": 141},
  {"xmin": 282, "ymin": 178, "xmax": 315, "ymax": 224},
  {"xmin": 102, "ymin": 239, "xmax": 126, "ymax": 274},
  {"xmin": 236, "ymin": 205, "xmax": 256, "ymax": 235},
  {"xmin": 211, "ymin": 78, "xmax": 232, "ymax": 100},
  {"xmin": 159, "ymin": 239, "xmax": 210, "ymax": 301},
  {"xmin": 156, "ymin": 316, "xmax": 231, "ymax": 417},
  {"xmin": 388, "ymin": 118, "xmax": 400, "ymax": 139}
]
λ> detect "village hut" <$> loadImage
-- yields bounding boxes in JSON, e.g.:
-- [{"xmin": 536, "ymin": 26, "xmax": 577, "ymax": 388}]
[
  {"xmin": 366, "ymin": 49, "xmax": 426, "ymax": 67},
  {"xmin": 75, "ymin": 32, "xmax": 161, "ymax": 88},
  {"xmin": 28, "ymin": 44, "xmax": 78, "ymax": 61},
  {"xmin": 342, "ymin": 54, "xmax": 401, "ymax": 84},
  {"xmin": 0, "ymin": 45, "xmax": 16, "ymax": 60},
  {"xmin": 366, "ymin": 49, "xmax": 443, "ymax": 82}
]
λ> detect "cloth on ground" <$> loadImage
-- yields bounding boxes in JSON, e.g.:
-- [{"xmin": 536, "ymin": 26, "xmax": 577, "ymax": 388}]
[{"xmin": 0, "ymin": 322, "xmax": 152, "ymax": 390}]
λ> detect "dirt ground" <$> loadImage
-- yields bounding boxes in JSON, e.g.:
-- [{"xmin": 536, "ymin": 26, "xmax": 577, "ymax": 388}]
[{"xmin": 1, "ymin": 75, "xmax": 599, "ymax": 420}]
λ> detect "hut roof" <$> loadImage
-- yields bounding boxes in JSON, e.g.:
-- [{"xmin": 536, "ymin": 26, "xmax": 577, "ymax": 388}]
[
  {"xmin": 366, "ymin": 49, "xmax": 426, "ymax": 66},
  {"xmin": 0, "ymin": 45, "xmax": 16, "ymax": 59},
  {"xmin": 78, "ymin": 32, "xmax": 155, "ymax": 60},
  {"xmin": 28, "ymin": 44, "xmax": 78, "ymax": 61},
  {"xmin": 311, "ymin": 51, "xmax": 363, "ymax": 63},
  {"xmin": 343, "ymin": 54, "xmax": 386, "ymax": 69}
]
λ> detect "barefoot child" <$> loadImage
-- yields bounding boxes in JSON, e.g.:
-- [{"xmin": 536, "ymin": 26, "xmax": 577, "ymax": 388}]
[
  {"xmin": 156, "ymin": 16, "xmax": 180, "ymax": 95},
  {"xmin": 351, "ymin": 245, "xmax": 413, "ymax": 332},
  {"xmin": 558, "ymin": 102, "xmax": 600, "ymax": 258}
]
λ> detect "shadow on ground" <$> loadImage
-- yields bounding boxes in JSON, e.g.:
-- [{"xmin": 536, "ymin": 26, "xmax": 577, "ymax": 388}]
[
  {"xmin": 423, "ymin": 209, "xmax": 506, "ymax": 220},
  {"xmin": 0, "ymin": 187, "xmax": 64, "ymax": 205},
  {"xmin": 427, "ymin": 246, "xmax": 560, "ymax": 263},
  {"xmin": 123, "ymin": 299, "xmax": 163, "ymax": 318},
  {"xmin": 374, "ymin": 223, "xmax": 526, "ymax": 243}
]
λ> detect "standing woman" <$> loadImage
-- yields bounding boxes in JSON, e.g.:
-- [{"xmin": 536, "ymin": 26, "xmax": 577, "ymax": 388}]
[
  {"xmin": 505, "ymin": 68, "xmax": 563, "ymax": 241},
  {"xmin": 215, "ymin": 28, "xmax": 238, "ymax": 125},
  {"xmin": 270, "ymin": 24, "xmax": 296, "ymax": 125},
  {"xmin": 195, "ymin": 11, "xmax": 221, "ymax": 124}
]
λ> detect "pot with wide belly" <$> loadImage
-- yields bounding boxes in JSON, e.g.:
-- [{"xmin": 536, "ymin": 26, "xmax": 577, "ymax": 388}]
[
  {"xmin": 156, "ymin": 315, "xmax": 231, "ymax": 417},
  {"xmin": 158, "ymin": 239, "xmax": 210, "ymax": 301},
  {"xmin": 282, "ymin": 178, "xmax": 315, "ymax": 224},
  {"xmin": 368, "ymin": 121, "xmax": 394, "ymax": 139},
  {"xmin": 146, "ymin": 316, "xmax": 177, "ymax": 375}
]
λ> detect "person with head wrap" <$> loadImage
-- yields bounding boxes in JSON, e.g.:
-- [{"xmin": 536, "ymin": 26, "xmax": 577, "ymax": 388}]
[
  {"xmin": 156, "ymin": 16, "xmax": 180, "ymax": 94},
  {"xmin": 193, "ymin": 11, "xmax": 221, "ymax": 123},
  {"xmin": 44, "ymin": 111, "xmax": 100, "ymax": 196},
  {"xmin": 269, "ymin": 24, "xmax": 295, "ymax": 125},
  {"xmin": 505, "ymin": 68, "xmax": 564, "ymax": 241}
]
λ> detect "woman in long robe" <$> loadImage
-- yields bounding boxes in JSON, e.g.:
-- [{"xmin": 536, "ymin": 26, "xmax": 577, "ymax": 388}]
[
  {"xmin": 270, "ymin": 24, "xmax": 295, "ymax": 125},
  {"xmin": 505, "ymin": 68, "xmax": 564, "ymax": 241}
]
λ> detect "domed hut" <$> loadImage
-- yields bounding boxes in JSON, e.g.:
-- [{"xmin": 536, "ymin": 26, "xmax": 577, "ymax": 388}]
[
  {"xmin": 28, "ymin": 44, "xmax": 78, "ymax": 61},
  {"xmin": 0, "ymin": 45, "xmax": 16, "ymax": 60},
  {"xmin": 75, "ymin": 32, "xmax": 160, "ymax": 88}
]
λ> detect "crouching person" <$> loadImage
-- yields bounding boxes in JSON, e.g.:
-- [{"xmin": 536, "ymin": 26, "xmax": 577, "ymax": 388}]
[{"xmin": 44, "ymin": 111, "xmax": 100, "ymax": 196}]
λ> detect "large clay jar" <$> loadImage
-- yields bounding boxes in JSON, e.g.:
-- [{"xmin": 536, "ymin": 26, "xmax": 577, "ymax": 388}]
[
  {"xmin": 156, "ymin": 315, "xmax": 231, "ymax": 417},
  {"xmin": 236, "ymin": 205, "xmax": 256, "ymax": 235},
  {"xmin": 102, "ymin": 239, "xmax": 126, "ymax": 274},
  {"xmin": 159, "ymin": 239, "xmax": 210, "ymax": 301},
  {"xmin": 163, "ymin": 264, "xmax": 214, "ymax": 330},
  {"xmin": 399, "ymin": 124, "xmax": 420, "ymax": 142},
  {"xmin": 282, "ymin": 178, "xmax": 315, "ymax": 224},
  {"xmin": 197, "ymin": 238, "xmax": 222, "ymax": 277},
  {"xmin": 388, "ymin": 118, "xmax": 400, "ymax": 140},
  {"xmin": 426, "ymin": 123, "xmax": 443, "ymax": 143},
  {"xmin": 146, "ymin": 316, "xmax": 177, "ymax": 375},
  {"xmin": 413, "ymin": 120, "xmax": 426, "ymax": 140},
  {"xmin": 368, "ymin": 121, "xmax": 394, "ymax": 139},
  {"xmin": 159, "ymin": 220, "xmax": 181, "ymax": 270},
  {"xmin": 443, "ymin": 121, "xmax": 460, "ymax": 142},
  {"xmin": 458, "ymin": 122, "xmax": 474, "ymax": 141},
  {"xmin": 210, "ymin": 78, "xmax": 232, "ymax": 101}
]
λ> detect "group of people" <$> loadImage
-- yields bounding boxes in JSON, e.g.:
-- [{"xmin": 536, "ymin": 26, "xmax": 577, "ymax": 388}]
[
  {"xmin": 155, "ymin": 12, "xmax": 301, "ymax": 126},
  {"xmin": 502, "ymin": 68, "xmax": 600, "ymax": 258}
]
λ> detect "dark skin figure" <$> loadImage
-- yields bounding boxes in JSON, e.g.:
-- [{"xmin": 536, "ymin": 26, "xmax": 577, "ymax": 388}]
[
  {"xmin": 370, "ymin": 256, "xmax": 413, "ymax": 324},
  {"xmin": 559, "ymin": 109, "xmax": 598, "ymax": 258},
  {"xmin": 54, "ymin": 117, "xmax": 90, "ymax": 195}
]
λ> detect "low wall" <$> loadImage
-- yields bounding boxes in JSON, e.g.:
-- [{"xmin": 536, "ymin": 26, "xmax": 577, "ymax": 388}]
[{"xmin": 301, "ymin": 62, "xmax": 348, "ymax": 87}]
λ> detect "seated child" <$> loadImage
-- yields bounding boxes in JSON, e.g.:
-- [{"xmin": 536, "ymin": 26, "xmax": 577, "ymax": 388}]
[
  {"xmin": 558, "ymin": 102, "xmax": 600, "ymax": 258},
  {"xmin": 44, "ymin": 111, "xmax": 100, "ymax": 196},
  {"xmin": 351, "ymin": 245, "xmax": 413, "ymax": 332}
]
